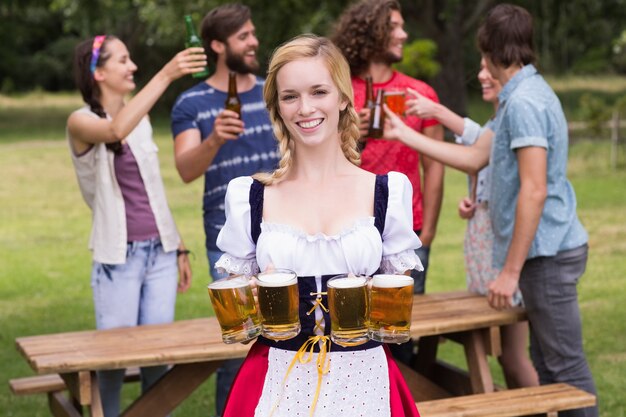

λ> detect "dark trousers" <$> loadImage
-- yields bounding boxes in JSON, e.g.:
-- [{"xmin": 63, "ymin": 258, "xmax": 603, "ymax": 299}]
[
  {"xmin": 520, "ymin": 244, "xmax": 598, "ymax": 417},
  {"xmin": 390, "ymin": 243, "xmax": 430, "ymax": 365}
]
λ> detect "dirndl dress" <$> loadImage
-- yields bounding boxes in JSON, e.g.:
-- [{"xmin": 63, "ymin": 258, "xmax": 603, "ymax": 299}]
[{"xmin": 215, "ymin": 172, "xmax": 423, "ymax": 417}]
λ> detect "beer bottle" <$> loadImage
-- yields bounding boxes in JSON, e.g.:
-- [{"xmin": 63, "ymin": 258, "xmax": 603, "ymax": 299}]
[
  {"xmin": 368, "ymin": 89, "xmax": 385, "ymax": 138},
  {"xmin": 365, "ymin": 76, "xmax": 375, "ymax": 110},
  {"xmin": 184, "ymin": 15, "xmax": 209, "ymax": 79},
  {"xmin": 225, "ymin": 71, "xmax": 242, "ymax": 117},
  {"xmin": 358, "ymin": 76, "xmax": 376, "ymax": 152}
]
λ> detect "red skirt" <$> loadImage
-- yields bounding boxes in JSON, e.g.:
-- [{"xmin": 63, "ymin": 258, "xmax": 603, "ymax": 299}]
[{"xmin": 222, "ymin": 341, "xmax": 420, "ymax": 417}]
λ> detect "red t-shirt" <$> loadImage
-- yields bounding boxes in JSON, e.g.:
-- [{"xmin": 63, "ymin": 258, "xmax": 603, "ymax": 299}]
[{"xmin": 352, "ymin": 71, "xmax": 440, "ymax": 231}]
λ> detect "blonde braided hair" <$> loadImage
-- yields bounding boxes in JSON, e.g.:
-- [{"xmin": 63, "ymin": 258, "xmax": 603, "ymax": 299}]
[{"xmin": 254, "ymin": 34, "xmax": 361, "ymax": 185}]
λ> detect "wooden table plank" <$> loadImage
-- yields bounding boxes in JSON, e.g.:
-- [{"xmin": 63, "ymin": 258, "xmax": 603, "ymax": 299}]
[
  {"xmin": 410, "ymin": 292, "xmax": 526, "ymax": 337},
  {"xmin": 16, "ymin": 291, "xmax": 525, "ymax": 376},
  {"xmin": 16, "ymin": 319, "xmax": 250, "ymax": 373},
  {"xmin": 13, "ymin": 290, "xmax": 529, "ymax": 416}
]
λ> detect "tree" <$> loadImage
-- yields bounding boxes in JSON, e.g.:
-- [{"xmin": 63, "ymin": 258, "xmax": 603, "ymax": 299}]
[
  {"xmin": 518, "ymin": 0, "xmax": 626, "ymax": 74},
  {"xmin": 402, "ymin": 0, "xmax": 495, "ymax": 117}
]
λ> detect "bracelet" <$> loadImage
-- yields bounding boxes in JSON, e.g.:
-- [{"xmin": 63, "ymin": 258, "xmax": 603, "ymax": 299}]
[{"xmin": 176, "ymin": 249, "xmax": 191, "ymax": 257}]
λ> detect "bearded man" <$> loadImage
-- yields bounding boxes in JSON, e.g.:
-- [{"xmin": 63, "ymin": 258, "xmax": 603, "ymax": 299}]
[
  {"xmin": 170, "ymin": 4, "xmax": 279, "ymax": 416},
  {"xmin": 332, "ymin": 0, "xmax": 445, "ymax": 366},
  {"xmin": 332, "ymin": 0, "xmax": 444, "ymax": 296}
]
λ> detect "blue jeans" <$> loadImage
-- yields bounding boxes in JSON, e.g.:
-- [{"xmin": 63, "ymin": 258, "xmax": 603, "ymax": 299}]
[
  {"xmin": 91, "ymin": 238, "xmax": 177, "ymax": 417},
  {"xmin": 519, "ymin": 244, "xmax": 598, "ymax": 417},
  {"xmin": 207, "ymin": 249, "xmax": 244, "ymax": 417}
]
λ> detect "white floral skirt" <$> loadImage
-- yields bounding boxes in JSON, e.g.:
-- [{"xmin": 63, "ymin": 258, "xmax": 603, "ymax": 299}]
[{"xmin": 464, "ymin": 203, "xmax": 523, "ymax": 306}]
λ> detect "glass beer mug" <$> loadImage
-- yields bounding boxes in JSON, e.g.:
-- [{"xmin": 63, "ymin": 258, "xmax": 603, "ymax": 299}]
[
  {"xmin": 256, "ymin": 269, "xmax": 300, "ymax": 340},
  {"xmin": 327, "ymin": 274, "xmax": 370, "ymax": 347},
  {"xmin": 207, "ymin": 275, "xmax": 262, "ymax": 344},
  {"xmin": 368, "ymin": 274, "xmax": 414, "ymax": 343},
  {"xmin": 384, "ymin": 88, "xmax": 406, "ymax": 116}
]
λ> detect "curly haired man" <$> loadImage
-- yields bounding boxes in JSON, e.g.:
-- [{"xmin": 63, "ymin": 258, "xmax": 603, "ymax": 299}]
[{"xmin": 332, "ymin": 0, "xmax": 444, "ymax": 296}]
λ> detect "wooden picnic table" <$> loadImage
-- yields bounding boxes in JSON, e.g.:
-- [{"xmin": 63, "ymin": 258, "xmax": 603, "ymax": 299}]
[{"xmin": 14, "ymin": 290, "xmax": 526, "ymax": 417}]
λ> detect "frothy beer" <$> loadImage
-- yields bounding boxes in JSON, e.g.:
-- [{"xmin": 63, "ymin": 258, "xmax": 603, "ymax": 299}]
[
  {"xmin": 368, "ymin": 274, "xmax": 414, "ymax": 343},
  {"xmin": 327, "ymin": 275, "xmax": 370, "ymax": 347},
  {"xmin": 257, "ymin": 270, "xmax": 300, "ymax": 340},
  {"xmin": 384, "ymin": 90, "xmax": 406, "ymax": 116},
  {"xmin": 208, "ymin": 276, "xmax": 261, "ymax": 344}
]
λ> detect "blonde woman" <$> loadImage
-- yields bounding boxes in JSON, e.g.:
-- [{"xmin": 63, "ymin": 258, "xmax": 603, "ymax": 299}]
[{"xmin": 215, "ymin": 34, "xmax": 423, "ymax": 417}]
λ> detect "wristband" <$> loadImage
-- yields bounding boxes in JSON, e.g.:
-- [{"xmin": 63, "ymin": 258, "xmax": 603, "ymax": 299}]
[{"xmin": 176, "ymin": 249, "xmax": 191, "ymax": 257}]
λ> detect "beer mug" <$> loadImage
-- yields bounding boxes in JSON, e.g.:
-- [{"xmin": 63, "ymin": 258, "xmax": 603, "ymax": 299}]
[
  {"xmin": 384, "ymin": 88, "xmax": 406, "ymax": 116},
  {"xmin": 368, "ymin": 274, "xmax": 414, "ymax": 343},
  {"xmin": 256, "ymin": 269, "xmax": 300, "ymax": 340},
  {"xmin": 207, "ymin": 275, "xmax": 262, "ymax": 344},
  {"xmin": 327, "ymin": 274, "xmax": 370, "ymax": 347}
]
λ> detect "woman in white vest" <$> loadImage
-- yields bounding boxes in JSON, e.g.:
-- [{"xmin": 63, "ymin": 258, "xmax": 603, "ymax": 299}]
[{"xmin": 67, "ymin": 35, "xmax": 205, "ymax": 417}]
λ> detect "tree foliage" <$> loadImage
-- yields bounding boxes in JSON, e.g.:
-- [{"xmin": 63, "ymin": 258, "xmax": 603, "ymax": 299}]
[
  {"xmin": 394, "ymin": 39, "xmax": 440, "ymax": 80},
  {"xmin": 0, "ymin": 0, "xmax": 353, "ymax": 93},
  {"xmin": 402, "ymin": 0, "xmax": 495, "ymax": 115},
  {"xmin": 1, "ymin": 0, "xmax": 624, "ymax": 115}
]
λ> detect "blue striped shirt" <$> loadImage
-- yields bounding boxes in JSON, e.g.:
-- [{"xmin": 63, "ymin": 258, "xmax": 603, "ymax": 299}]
[{"xmin": 171, "ymin": 78, "xmax": 279, "ymax": 251}]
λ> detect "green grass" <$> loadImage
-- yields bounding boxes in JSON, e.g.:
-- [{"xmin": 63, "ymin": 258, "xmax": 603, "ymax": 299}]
[{"xmin": 1, "ymin": 91, "xmax": 625, "ymax": 416}]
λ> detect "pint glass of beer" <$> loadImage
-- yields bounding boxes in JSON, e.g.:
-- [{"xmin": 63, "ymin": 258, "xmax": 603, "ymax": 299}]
[
  {"xmin": 256, "ymin": 269, "xmax": 300, "ymax": 340},
  {"xmin": 368, "ymin": 274, "xmax": 414, "ymax": 343},
  {"xmin": 327, "ymin": 274, "xmax": 370, "ymax": 347},
  {"xmin": 207, "ymin": 275, "xmax": 261, "ymax": 344},
  {"xmin": 384, "ymin": 88, "xmax": 406, "ymax": 116}
]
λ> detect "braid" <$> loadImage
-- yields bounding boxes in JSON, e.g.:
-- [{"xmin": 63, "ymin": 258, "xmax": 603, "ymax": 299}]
[
  {"xmin": 339, "ymin": 105, "xmax": 362, "ymax": 166},
  {"xmin": 87, "ymin": 96, "xmax": 121, "ymax": 153},
  {"xmin": 88, "ymin": 97, "xmax": 106, "ymax": 119},
  {"xmin": 253, "ymin": 119, "xmax": 292, "ymax": 185}
]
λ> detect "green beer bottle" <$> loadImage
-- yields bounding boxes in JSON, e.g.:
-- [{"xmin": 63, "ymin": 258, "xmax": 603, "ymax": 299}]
[{"xmin": 184, "ymin": 15, "xmax": 209, "ymax": 79}]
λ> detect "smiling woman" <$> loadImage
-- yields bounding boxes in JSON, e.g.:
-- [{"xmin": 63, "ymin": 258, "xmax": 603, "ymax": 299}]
[
  {"xmin": 276, "ymin": 57, "xmax": 347, "ymax": 148},
  {"xmin": 65, "ymin": 35, "xmax": 207, "ymax": 417},
  {"xmin": 213, "ymin": 34, "xmax": 424, "ymax": 417}
]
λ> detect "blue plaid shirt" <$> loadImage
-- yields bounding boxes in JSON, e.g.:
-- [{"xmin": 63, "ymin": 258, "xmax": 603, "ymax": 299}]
[{"xmin": 489, "ymin": 64, "xmax": 587, "ymax": 268}]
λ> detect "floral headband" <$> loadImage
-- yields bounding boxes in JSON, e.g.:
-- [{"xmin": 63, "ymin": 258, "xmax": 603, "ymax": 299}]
[{"xmin": 90, "ymin": 35, "xmax": 106, "ymax": 76}]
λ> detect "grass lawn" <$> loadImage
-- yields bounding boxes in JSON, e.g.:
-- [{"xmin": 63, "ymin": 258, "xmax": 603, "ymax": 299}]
[{"xmin": 1, "ymin": 90, "xmax": 625, "ymax": 416}]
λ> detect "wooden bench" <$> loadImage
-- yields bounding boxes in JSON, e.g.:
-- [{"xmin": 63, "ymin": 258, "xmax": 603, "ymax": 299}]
[
  {"xmin": 9, "ymin": 367, "xmax": 140, "ymax": 396},
  {"xmin": 415, "ymin": 383, "xmax": 596, "ymax": 417}
]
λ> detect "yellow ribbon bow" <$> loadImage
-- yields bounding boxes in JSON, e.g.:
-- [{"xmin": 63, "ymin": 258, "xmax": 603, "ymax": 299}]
[{"xmin": 270, "ymin": 335, "xmax": 332, "ymax": 417}]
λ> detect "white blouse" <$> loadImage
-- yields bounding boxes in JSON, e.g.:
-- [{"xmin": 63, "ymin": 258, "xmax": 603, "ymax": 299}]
[
  {"xmin": 216, "ymin": 171, "xmax": 423, "ymax": 277},
  {"xmin": 215, "ymin": 171, "xmax": 422, "ymax": 417}
]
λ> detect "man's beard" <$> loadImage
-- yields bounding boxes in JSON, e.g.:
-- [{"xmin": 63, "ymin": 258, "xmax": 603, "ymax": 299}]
[
  {"xmin": 382, "ymin": 50, "xmax": 403, "ymax": 65},
  {"xmin": 372, "ymin": 50, "xmax": 403, "ymax": 66},
  {"xmin": 225, "ymin": 47, "xmax": 259, "ymax": 74}
]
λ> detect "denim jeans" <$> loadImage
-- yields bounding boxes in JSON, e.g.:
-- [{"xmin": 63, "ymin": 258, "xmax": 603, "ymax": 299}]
[
  {"xmin": 207, "ymin": 249, "xmax": 244, "ymax": 417},
  {"xmin": 91, "ymin": 238, "xmax": 177, "ymax": 417},
  {"xmin": 519, "ymin": 244, "xmax": 598, "ymax": 417}
]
